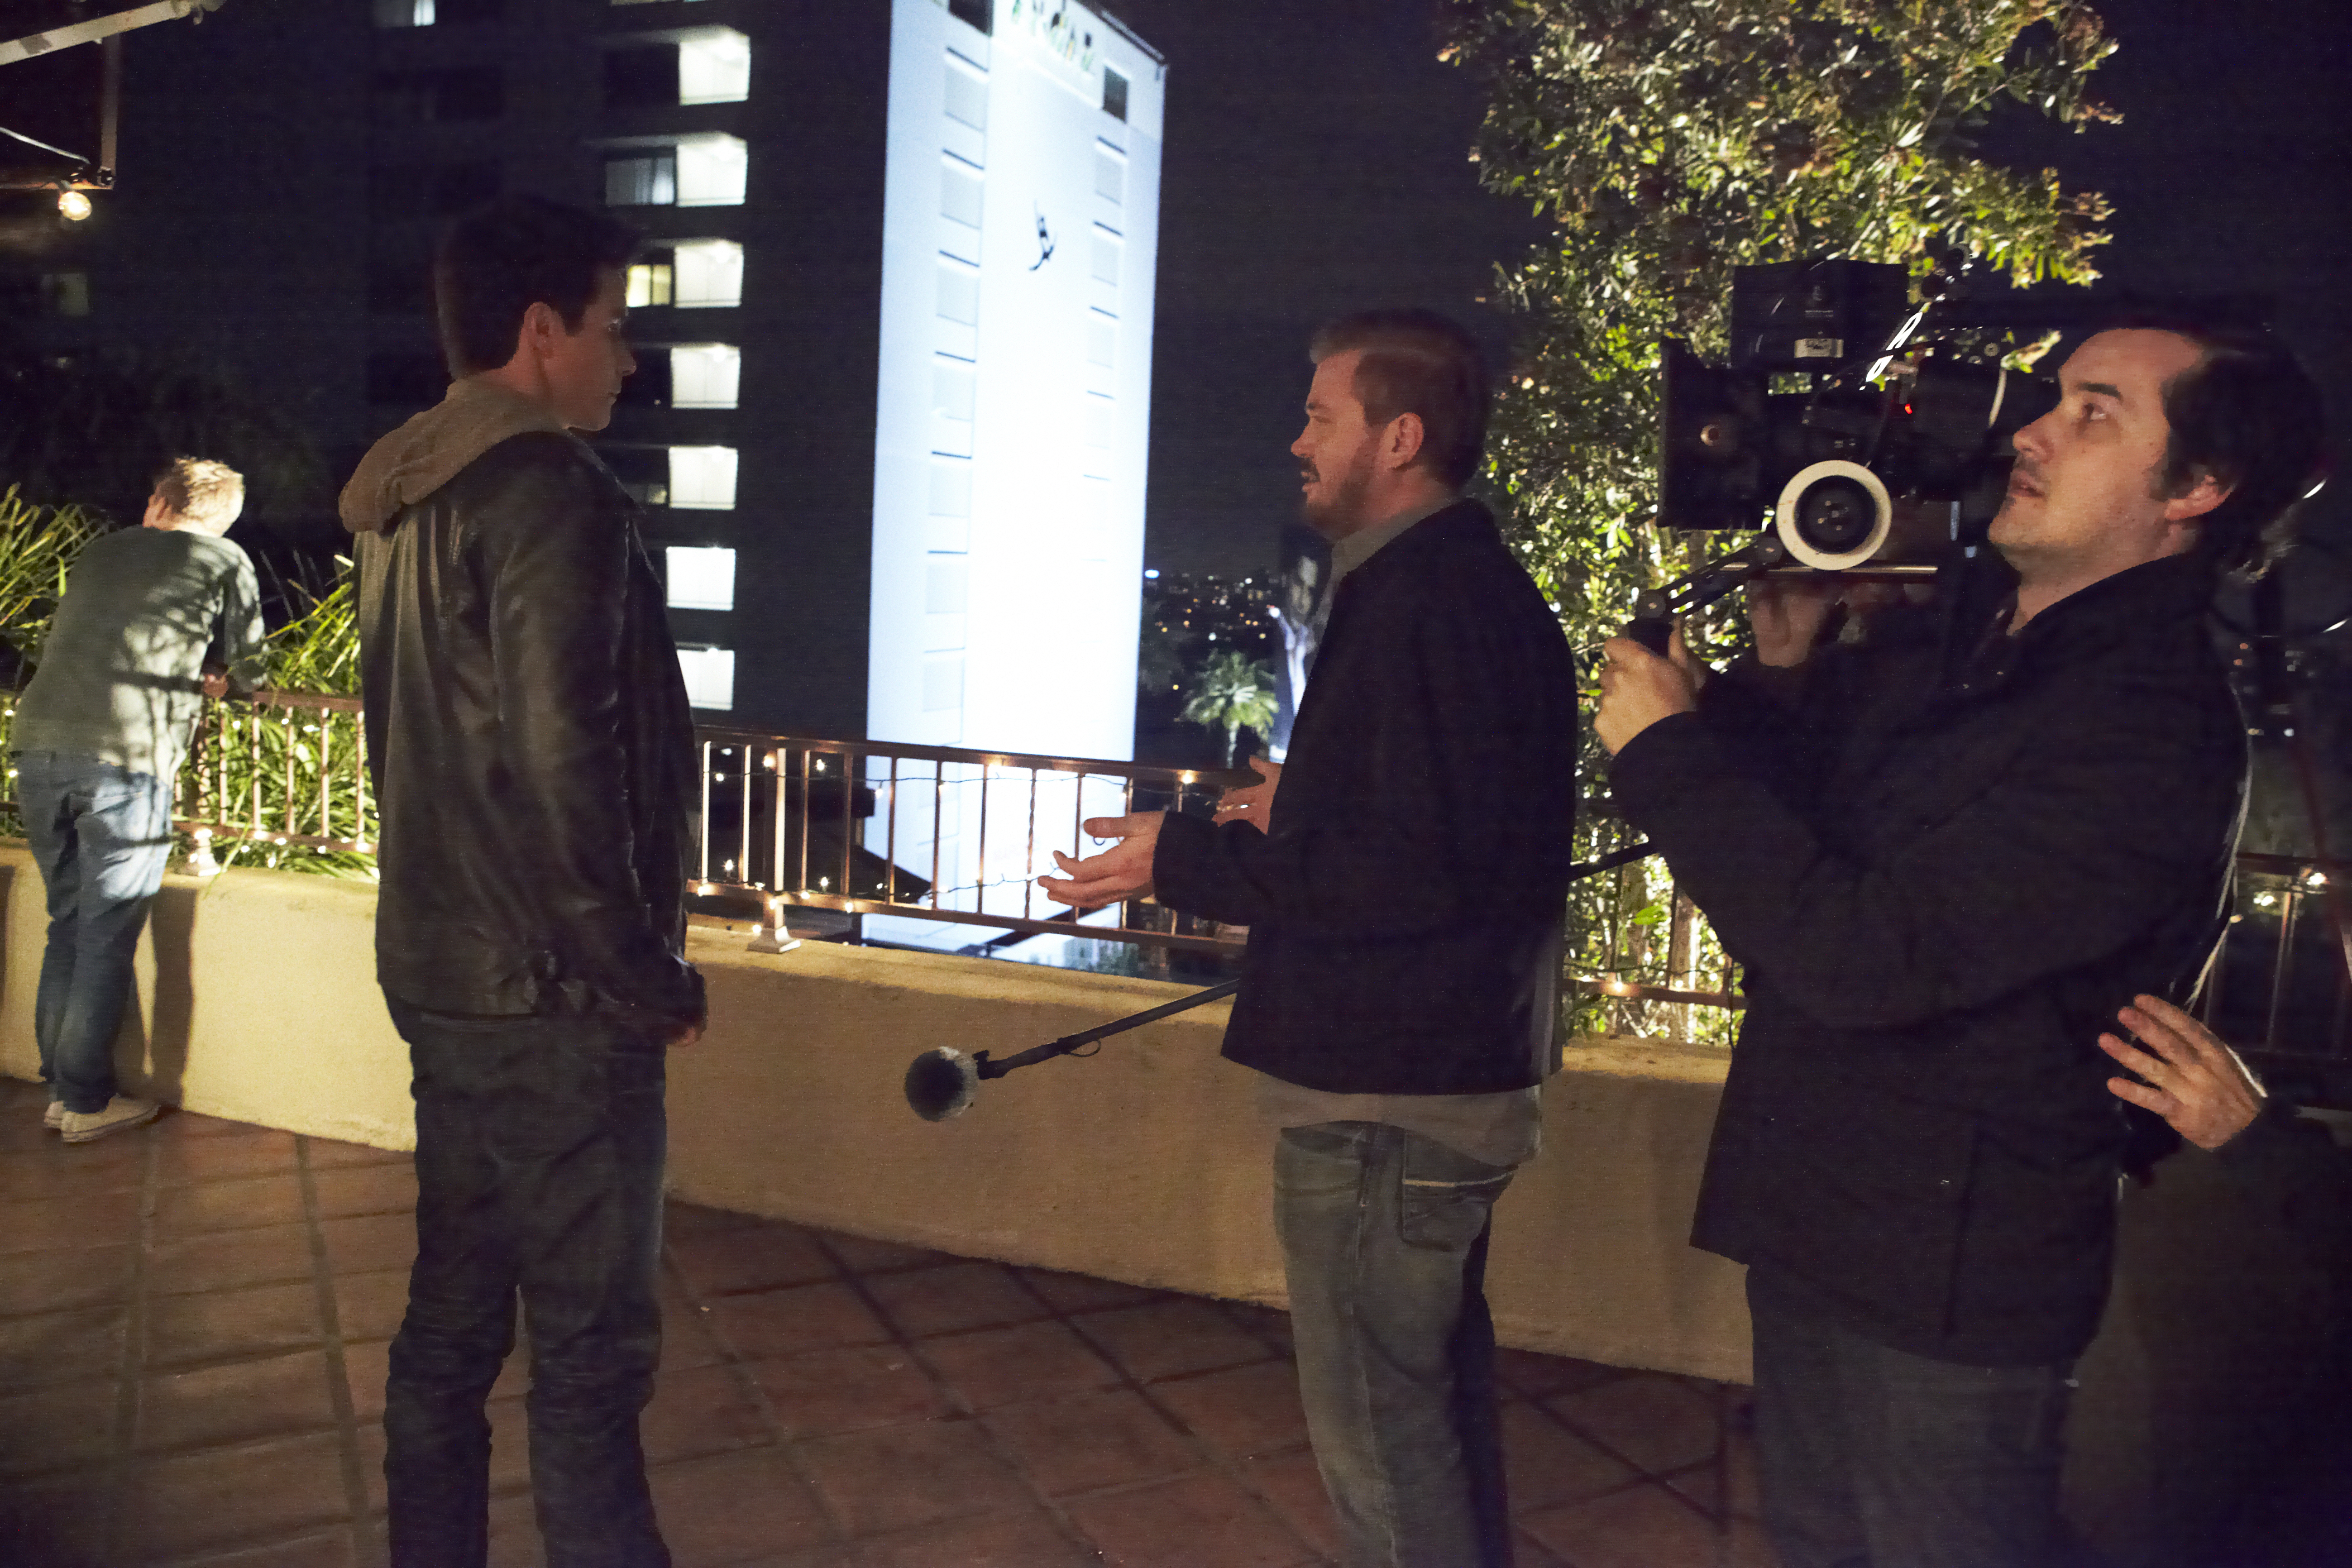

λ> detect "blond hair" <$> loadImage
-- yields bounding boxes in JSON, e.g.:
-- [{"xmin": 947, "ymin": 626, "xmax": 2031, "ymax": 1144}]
[{"xmin": 153, "ymin": 457, "xmax": 245, "ymax": 533}]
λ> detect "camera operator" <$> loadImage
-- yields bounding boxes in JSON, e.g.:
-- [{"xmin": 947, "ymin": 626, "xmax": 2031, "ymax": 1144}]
[{"xmin": 1595, "ymin": 314, "xmax": 2326, "ymax": 1567}]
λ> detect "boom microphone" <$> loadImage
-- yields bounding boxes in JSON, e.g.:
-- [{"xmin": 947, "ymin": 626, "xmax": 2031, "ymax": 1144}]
[{"xmin": 903, "ymin": 978, "xmax": 1241, "ymax": 1120}]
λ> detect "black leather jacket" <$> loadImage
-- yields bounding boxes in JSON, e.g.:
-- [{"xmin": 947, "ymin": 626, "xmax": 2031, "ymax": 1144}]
[{"xmin": 355, "ymin": 432, "xmax": 704, "ymax": 1025}]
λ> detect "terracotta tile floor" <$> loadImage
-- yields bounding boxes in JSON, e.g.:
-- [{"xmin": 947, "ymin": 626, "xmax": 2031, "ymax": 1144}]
[{"xmin": 0, "ymin": 1078, "xmax": 1776, "ymax": 1567}]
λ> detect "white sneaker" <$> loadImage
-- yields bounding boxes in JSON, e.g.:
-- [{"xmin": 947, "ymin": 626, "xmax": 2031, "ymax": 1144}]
[
  {"xmin": 60, "ymin": 1097, "xmax": 159, "ymax": 1144},
  {"xmin": 44, "ymin": 1100, "xmax": 65, "ymax": 1130}
]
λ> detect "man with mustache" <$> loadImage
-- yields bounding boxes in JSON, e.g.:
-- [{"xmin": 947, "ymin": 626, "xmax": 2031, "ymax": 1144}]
[
  {"xmin": 1595, "ymin": 316, "xmax": 2327, "ymax": 1566},
  {"xmin": 1045, "ymin": 310, "xmax": 1580, "ymax": 1567}
]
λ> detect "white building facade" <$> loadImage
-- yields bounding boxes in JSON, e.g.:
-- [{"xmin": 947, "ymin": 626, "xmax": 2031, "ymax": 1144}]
[{"xmin": 867, "ymin": 0, "xmax": 1163, "ymax": 762}]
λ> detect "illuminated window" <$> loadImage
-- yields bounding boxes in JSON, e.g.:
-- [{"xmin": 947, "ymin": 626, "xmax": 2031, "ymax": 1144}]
[
  {"xmin": 605, "ymin": 447, "xmax": 668, "ymax": 507},
  {"xmin": 665, "ymin": 546, "xmax": 735, "ymax": 611},
  {"xmin": 676, "ymin": 135, "xmax": 748, "ymax": 207},
  {"xmin": 673, "ymin": 239, "xmax": 743, "ymax": 307},
  {"xmin": 1094, "ymin": 146, "xmax": 1124, "ymax": 205},
  {"xmin": 1087, "ymin": 314, "xmax": 1116, "ymax": 368},
  {"xmin": 668, "ymin": 446, "xmax": 738, "ymax": 510},
  {"xmin": 1091, "ymin": 229, "xmax": 1121, "ymax": 286},
  {"xmin": 376, "ymin": 0, "xmax": 506, "ymax": 24},
  {"xmin": 677, "ymin": 647, "xmax": 735, "ymax": 710},
  {"xmin": 669, "ymin": 344, "xmax": 740, "ymax": 409},
  {"xmin": 678, "ymin": 28, "xmax": 750, "ymax": 104},
  {"xmin": 625, "ymin": 261, "xmax": 672, "ymax": 308},
  {"xmin": 604, "ymin": 154, "xmax": 675, "ymax": 207}
]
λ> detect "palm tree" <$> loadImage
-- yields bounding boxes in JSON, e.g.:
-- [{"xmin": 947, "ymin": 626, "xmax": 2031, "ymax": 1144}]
[{"xmin": 1181, "ymin": 649, "xmax": 1277, "ymax": 766}]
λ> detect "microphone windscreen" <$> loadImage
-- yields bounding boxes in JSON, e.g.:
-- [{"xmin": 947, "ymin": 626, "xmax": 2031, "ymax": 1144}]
[{"xmin": 904, "ymin": 1048, "xmax": 980, "ymax": 1121}]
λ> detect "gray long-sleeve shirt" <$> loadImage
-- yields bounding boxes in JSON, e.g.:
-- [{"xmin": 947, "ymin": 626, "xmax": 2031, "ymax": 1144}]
[{"xmin": 10, "ymin": 527, "xmax": 265, "ymax": 781}]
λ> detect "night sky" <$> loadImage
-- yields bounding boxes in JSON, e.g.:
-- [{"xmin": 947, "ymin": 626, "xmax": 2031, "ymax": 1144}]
[{"xmin": 1123, "ymin": 0, "xmax": 2352, "ymax": 590}]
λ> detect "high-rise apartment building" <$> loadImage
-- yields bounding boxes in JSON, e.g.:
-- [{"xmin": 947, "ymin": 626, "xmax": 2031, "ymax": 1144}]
[
  {"xmin": 7, "ymin": 0, "xmax": 1163, "ymax": 759},
  {"xmin": 396, "ymin": 0, "xmax": 1163, "ymax": 757}
]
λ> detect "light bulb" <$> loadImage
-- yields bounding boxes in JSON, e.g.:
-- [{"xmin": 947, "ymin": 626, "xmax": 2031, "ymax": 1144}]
[{"xmin": 57, "ymin": 190, "xmax": 92, "ymax": 222}]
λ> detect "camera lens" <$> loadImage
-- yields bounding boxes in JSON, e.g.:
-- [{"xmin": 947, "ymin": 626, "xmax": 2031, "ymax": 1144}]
[
  {"xmin": 1773, "ymin": 460, "xmax": 1892, "ymax": 571},
  {"xmin": 1796, "ymin": 478, "xmax": 1877, "ymax": 552}
]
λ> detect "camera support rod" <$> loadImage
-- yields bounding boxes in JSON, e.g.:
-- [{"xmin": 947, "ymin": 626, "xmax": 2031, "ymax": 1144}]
[{"xmin": 1626, "ymin": 535, "xmax": 1791, "ymax": 653}]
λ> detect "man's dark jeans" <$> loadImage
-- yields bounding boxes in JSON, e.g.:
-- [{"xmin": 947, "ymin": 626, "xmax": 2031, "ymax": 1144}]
[
  {"xmin": 16, "ymin": 751, "xmax": 175, "ymax": 1113},
  {"xmin": 1746, "ymin": 1267, "xmax": 2076, "ymax": 1568},
  {"xmin": 383, "ymin": 998, "xmax": 671, "ymax": 1568}
]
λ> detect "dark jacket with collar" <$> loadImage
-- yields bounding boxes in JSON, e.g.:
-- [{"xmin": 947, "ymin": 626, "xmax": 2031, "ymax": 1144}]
[
  {"xmin": 1151, "ymin": 499, "xmax": 1581, "ymax": 1094},
  {"xmin": 353, "ymin": 432, "xmax": 704, "ymax": 1026},
  {"xmin": 1610, "ymin": 551, "xmax": 2245, "ymax": 1364}
]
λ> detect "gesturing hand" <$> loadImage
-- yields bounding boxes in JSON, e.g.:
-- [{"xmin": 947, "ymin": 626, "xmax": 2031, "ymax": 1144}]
[
  {"xmin": 2098, "ymin": 993, "xmax": 2266, "ymax": 1151},
  {"xmin": 1213, "ymin": 757, "xmax": 1282, "ymax": 834},
  {"xmin": 1038, "ymin": 811, "xmax": 1163, "ymax": 911},
  {"xmin": 1596, "ymin": 624, "xmax": 1704, "ymax": 756}
]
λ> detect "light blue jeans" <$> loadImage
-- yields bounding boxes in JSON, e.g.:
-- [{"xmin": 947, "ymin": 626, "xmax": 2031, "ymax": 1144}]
[
  {"xmin": 1275, "ymin": 1120, "xmax": 1518, "ymax": 1568},
  {"xmin": 15, "ymin": 752, "xmax": 175, "ymax": 1114}
]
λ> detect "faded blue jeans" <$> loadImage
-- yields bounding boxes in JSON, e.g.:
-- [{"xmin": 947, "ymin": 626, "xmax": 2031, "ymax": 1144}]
[
  {"xmin": 1275, "ymin": 1121, "xmax": 1518, "ymax": 1568},
  {"xmin": 383, "ymin": 997, "xmax": 671, "ymax": 1568},
  {"xmin": 15, "ymin": 752, "xmax": 175, "ymax": 1114},
  {"xmin": 1747, "ymin": 1266, "xmax": 2077, "ymax": 1568}
]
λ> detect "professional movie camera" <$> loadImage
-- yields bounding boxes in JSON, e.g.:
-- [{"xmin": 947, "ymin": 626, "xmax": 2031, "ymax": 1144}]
[{"xmin": 1629, "ymin": 257, "xmax": 2062, "ymax": 648}]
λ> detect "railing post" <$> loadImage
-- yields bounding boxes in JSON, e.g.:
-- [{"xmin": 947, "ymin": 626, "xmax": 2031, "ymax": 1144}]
[{"xmin": 747, "ymin": 891, "xmax": 801, "ymax": 955}]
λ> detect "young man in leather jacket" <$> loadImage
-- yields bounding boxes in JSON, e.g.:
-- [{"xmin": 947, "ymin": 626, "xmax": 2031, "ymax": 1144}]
[{"xmin": 339, "ymin": 195, "xmax": 702, "ymax": 1568}]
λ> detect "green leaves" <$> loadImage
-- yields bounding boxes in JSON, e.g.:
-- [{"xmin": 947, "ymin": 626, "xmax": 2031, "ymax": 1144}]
[
  {"xmin": 0, "ymin": 486, "xmax": 101, "ymax": 674},
  {"xmin": 1438, "ymin": 0, "xmax": 2117, "ymax": 1037}
]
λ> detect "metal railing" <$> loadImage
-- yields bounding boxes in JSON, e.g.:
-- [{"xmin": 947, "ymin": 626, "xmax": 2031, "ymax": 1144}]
[
  {"xmin": 685, "ymin": 729, "xmax": 1253, "ymax": 956},
  {"xmin": 178, "ymin": 689, "xmax": 371, "ymax": 867},
  {"xmin": 1, "ymin": 689, "xmax": 1752, "ymax": 1031},
  {"xmin": 2210, "ymin": 851, "xmax": 2350, "ymax": 1058}
]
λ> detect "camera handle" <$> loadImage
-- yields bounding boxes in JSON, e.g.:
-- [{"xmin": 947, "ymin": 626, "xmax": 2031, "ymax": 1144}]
[{"xmin": 1624, "ymin": 534, "xmax": 1791, "ymax": 653}]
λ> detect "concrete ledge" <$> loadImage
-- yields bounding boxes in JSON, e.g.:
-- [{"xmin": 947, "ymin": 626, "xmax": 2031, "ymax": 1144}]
[
  {"xmin": 13, "ymin": 844, "xmax": 2339, "ymax": 1560},
  {"xmin": 0, "ymin": 843, "xmax": 1755, "ymax": 1381}
]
